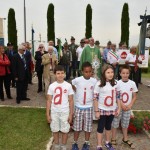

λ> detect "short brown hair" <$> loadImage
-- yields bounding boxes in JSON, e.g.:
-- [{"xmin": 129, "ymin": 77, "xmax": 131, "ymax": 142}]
[
  {"xmin": 54, "ymin": 65, "xmax": 65, "ymax": 74},
  {"xmin": 119, "ymin": 64, "xmax": 131, "ymax": 73}
]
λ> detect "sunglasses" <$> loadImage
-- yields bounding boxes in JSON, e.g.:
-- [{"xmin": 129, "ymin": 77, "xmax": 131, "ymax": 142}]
[{"xmin": 39, "ymin": 47, "xmax": 43, "ymax": 48}]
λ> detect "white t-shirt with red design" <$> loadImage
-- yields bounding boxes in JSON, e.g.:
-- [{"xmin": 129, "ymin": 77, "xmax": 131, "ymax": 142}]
[
  {"xmin": 118, "ymin": 79, "xmax": 138, "ymax": 106},
  {"xmin": 94, "ymin": 81, "xmax": 120, "ymax": 111},
  {"xmin": 72, "ymin": 76, "xmax": 97, "ymax": 108},
  {"xmin": 47, "ymin": 81, "xmax": 74, "ymax": 112}
]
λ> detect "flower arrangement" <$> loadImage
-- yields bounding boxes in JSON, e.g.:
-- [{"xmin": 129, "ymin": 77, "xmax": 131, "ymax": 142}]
[
  {"xmin": 128, "ymin": 117, "xmax": 143, "ymax": 134},
  {"xmin": 143, "ymin": 116, "xmax": 150, "ymax": 133}
]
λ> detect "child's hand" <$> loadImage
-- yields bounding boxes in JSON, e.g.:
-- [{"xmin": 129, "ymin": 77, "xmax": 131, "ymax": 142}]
[
  {"xmin": 95, "ymin": 111, "xmax": 100, "ymax": 119},
  {"xmin": 115, "ymin": 109, "xmax": 120, "ymax": 117},
  {"xmin": 68, "ymin": 114, "xmax": 73, "ymax": 124},
  {"xmin": 121, "ymin": 103, "xmax": 127, "ymax": 111},
  {"xmin": 126, "ymin": 104, "xmax": 132, "ymax": 110},
  {"xmin": 46, "ymin": 115, "xmax": 51, "ymax": 124}
]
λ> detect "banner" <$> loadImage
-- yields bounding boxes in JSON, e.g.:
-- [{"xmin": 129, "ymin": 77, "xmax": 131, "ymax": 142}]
[{"xmin": 138, "ymin": 50, "xmax": 149, "ymax": 68}]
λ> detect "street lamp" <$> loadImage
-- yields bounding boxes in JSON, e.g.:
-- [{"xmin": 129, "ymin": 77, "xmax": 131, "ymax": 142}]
[{"xmin": 24, "ymin": 0, "xmax": 26, "ymax": 42}]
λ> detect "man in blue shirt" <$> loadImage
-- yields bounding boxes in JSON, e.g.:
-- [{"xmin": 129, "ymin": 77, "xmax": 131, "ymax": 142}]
[{"xmin": 103, "ymin": 41, "xmax": 112, "ymax": 64}]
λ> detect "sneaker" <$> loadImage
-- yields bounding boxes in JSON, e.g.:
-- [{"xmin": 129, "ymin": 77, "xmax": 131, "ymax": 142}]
[
  {"xmin": 72, "ymin": 143, "xmax": 79, "ymax": 150},
  {"xmin": 82, "ymin": 143, "xmax": 90, "ymax": 150},
  {"xmin": 105, "ymin": 142, "xmax": 115, "ymax": 150},
  {"xmin": 96, "ymin": 147, "xmax": 103, "ymax": 150}
]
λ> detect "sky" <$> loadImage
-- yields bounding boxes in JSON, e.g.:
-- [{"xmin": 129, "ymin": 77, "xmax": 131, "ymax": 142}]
[{"xmin": 0, "ymin": 0, "xmax": 150, "ymax": 47}]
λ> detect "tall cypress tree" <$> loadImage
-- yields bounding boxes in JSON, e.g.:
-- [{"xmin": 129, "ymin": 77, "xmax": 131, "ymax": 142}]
[
  {"xmin": 8, "ymin": 8, "xmax": 17, "ymax": 50},
  {"xmin": 85, "ymin": 4, "xmax": 92, "ymax": 38},
  {"xmin": 121, "ymin": 3, "xmax": 129, "ymax": 47},
  {"xmin": 47, "ymin": 3, "xmax": 55, "ymax": 44}
]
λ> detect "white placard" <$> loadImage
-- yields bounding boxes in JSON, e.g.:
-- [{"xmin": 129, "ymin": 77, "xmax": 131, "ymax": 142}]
[
  {"xmin": 118, "ymin": 49, "xmax": 130, "ymax": 65},
  {"xmin": 138, "ymin": 50, "xmax": 149, "ymax": 68}
]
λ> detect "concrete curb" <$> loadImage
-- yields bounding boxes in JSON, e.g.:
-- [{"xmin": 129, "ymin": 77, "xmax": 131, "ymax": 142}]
[
  {"xmin": 143, "ymin": 129, "xmax": 150, "ymax": 139},
  {"xmin": 46, "ymin": 136, "xmax": 54, "ymax": 150}
]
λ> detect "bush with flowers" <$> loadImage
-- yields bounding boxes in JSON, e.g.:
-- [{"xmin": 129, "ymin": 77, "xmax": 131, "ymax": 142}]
[
  {"xmin": 143, "ymin": 116, "xmax": 150, "ymax": 133},
  {"xmin": 128, "ymin": 117, "xmax": 143, "ymax": 134},
  {"xmin": 128, "ymin": 111, "xmax": 150, "ymax": 134}
]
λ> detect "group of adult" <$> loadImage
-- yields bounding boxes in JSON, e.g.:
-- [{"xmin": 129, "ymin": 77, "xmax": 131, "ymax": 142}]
[
  {"xmin": 36, "ymin": 37, "xmax": 142, "ymax": 93},
  {"xmin": 0, "ymin": 36, "xmax": 142, "ymax": 103},
  {"xmin": 0, "ymin": 42, "xmax": 33, "ymax": 103}
]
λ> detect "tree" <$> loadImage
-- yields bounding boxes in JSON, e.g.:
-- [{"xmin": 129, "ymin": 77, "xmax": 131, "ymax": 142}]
[
  {"xmin": 47, "ymin": 3, "xmax": 55, "ymax": 44},
  {"xmin": 8, "ymin": 8, "xmax": 17, "ymax": 50},
  {"xmin": 85, "ymin": 4, "xmax": 92, "ymax": 38},
  {"xmin": 121, "ymin": 3, "xmax": 130, "ymax": 47}
]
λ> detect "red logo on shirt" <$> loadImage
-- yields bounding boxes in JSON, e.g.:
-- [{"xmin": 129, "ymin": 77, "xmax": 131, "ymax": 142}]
[
  {"xmin": 130, "ymin": 88, "xmax": 133, "ymax": 91},
  {"xmin": 64, "ymin": 89, "xmax": 67, "ymax": 93}
]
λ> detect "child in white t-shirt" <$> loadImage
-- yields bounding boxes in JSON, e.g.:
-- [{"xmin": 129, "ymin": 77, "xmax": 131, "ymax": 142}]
[
  {"xmin": 111, "ymin": 65, "xmax": 138, "ymax": 149},
  {"xmin": 94, "ymin": 64, "xmax": 121, "ymax": 150},
  {"xmin": 71, "ymin": 61, "xmax": 97, "ymax": 150},
  {"xmin": 46, "ymin": 65, "xmax": 74, "ymax": 150}
]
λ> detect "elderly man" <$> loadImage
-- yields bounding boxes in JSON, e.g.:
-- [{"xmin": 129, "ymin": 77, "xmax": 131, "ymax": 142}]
[
  {"xmin": 12, "ymin": 44, "xmax": 30, "ymax": 104},
  {"xmin": 79, "ymin": 37, "xmax": 102, "ymax": 79},
  {"xmin": 103, "ymin": 41, "xmax": 112, "ymax": 63},
  {"xmin": 125, "ymin": 46, "xmax": 142, "ymax": 88},
  {"xmin": 42, "ymin": 46, "xmax": 58, "ymax": 95},
  {"xmin": 107, "ymin": 43, "xmax": 119, "ymax": 78},
  {"xmin": 48, "ymin": 40, "xmax": 58, "ymax": 59}
]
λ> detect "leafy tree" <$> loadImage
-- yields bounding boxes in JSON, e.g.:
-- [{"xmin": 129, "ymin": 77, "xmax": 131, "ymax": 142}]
[
  {"xmin": 8, "ymin": 8, "xmax": 17, "ymax": 50},
  {"xmin": 47, "ymin": 3, "xmax": 55, "ymax": 44},
  {"xmin": 85, "ymin": 4, "xmax": 92, "ymax": 38},
  {"xmin": 121, "ymin": 3, "xmax": 130, "ymax": 47}
]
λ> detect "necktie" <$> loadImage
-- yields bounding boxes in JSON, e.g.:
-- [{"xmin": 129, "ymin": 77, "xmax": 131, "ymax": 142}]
[{"xmin": 22, "ymin": 55, "xmax": 27, "ymax": 70}]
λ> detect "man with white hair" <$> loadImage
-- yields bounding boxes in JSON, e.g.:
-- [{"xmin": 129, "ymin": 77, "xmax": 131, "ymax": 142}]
[
  {"xmin": 48, "ymin": 40, "xmax": 58, "ymax": 59},
  {"xmin": 12, "ymin": 44, "xmax": 30, "ymax": 104},
  {"xmin": 42, "ymin": 46, "xmax": 58, "ymax": 95}
]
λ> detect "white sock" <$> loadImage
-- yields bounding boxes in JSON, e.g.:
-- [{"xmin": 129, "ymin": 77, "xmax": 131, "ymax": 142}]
[
  {"xmin": 61, "ymin": 144, "xmax": 67, "ymax": 150},
  {"xmin": 105, "ymin": 141, "xmax": 109, "ymax": 144},
  {"xmin": 85, "ymin": 140, "xmax": 90, "ymax": 145},
  {"xmin": 97, "ymin": 145, "xmax": 102, "ymax": 148},
  {"xmin": 54, "ymin": 144, "xmax": 60, "ymax": 150}
]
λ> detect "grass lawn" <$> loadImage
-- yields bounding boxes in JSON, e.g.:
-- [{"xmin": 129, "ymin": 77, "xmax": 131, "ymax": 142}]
[
  {"xmin": 0, "ymin": 107, "xmax": 51, "ymax": 150},
  {"xmin": 142, "ymin": 73, "xmax": 150, "ymax": 78}
]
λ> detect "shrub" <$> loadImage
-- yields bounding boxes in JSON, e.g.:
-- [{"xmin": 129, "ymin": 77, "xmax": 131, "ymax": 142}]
[
  {"xmin": 143, "ymin": 116, "xmax": 150, "ymax": 133},
  {"xmin": 128, "ymin": 117, "xmax": 143, "ymax": 134}
]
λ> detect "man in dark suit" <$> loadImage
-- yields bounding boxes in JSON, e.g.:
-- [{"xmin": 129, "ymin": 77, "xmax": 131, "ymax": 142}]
[
  {"xmin": 12, "ymin": 44, "xmax": 30, "ymax": 104},
  {"xmin": 23, "ymin": 42, "xmax": 32, "ymax": 84},
  {"xmin": 5, "ymin": 42, "xmax": 17, "ymax": 88},
  {"xmin": 35, "ymin": 44, "xmax": 47, "ymax": 93}
]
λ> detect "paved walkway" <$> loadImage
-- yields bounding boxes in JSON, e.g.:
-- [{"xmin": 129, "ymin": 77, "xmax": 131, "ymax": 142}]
[{"xmin": 0, "ymin": 76, "xmax": 150, "ymax": 150}]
